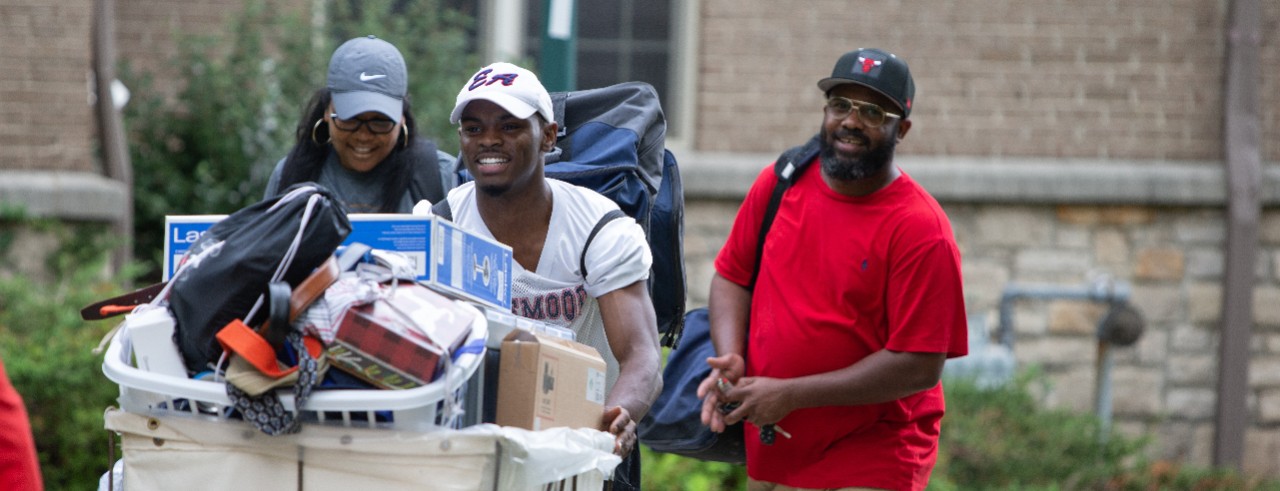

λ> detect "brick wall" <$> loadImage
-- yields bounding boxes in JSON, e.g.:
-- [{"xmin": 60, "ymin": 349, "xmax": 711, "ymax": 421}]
[
  {"xmin": 695, "ymin": 0, "xmax": 1279, "ymax": 162},
  {"xmin": 0, "ymin": 1, "xmax": 97, "ymax": 172},
  {"xmin": 0, "ymin": 0, "xmax": 310, "ymax": 173}
]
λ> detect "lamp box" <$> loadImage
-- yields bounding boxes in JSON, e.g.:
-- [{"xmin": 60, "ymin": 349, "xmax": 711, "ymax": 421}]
[
  {"xmin": 164, "ymin": 214, "xmax": 513, "ymax": 311},
  {"xmin": 164, "ymin": 214, "xmax": 433, "ymax": 282},
  {"xmin": 496, "ymin": 329, "xmax": 607, "ymax": 431},
  {"xmin": 426, "ymin": 218, "xmax": 513, "ymax": 311}
]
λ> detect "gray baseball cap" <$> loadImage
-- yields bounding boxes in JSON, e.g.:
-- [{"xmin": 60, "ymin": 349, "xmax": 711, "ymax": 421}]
[{"xmin": 327, "ymin": 35, "xmax": 408, "ymax": 121}]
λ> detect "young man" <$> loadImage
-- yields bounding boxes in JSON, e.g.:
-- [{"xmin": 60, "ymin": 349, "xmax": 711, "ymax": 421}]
[
  {"xmin": 425, "ymin": 62, "xmax": 661, "ymax": 490},
  {"xmin": 698, "ymin": 49, "xmax": 969, "ymax": 491}
]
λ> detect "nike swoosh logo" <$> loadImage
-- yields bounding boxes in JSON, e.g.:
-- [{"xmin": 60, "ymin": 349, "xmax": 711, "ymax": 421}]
[{"xmin": 359, "ymin": 72, "xmax": 387, "ymax": 82}]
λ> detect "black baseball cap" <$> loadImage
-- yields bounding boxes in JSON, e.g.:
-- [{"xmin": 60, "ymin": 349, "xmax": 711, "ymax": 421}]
[{"xmin": 818, "ymin": 48, "xmax": 914, "ymax": 118}]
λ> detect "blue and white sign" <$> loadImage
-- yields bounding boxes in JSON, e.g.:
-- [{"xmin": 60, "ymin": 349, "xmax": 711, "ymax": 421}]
[
  {"xmin": 163, "ymin": 214, "xmax": 434, "ymax": 282},
  {"xmin": 430, "ymin": 219, "xmax": 513, "ymax": 311}
]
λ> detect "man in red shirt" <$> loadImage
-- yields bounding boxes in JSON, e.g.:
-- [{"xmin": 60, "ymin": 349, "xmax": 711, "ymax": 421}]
[{"xmin": 698, "ymin": 48, "xmax": 968, "ymax": 491}]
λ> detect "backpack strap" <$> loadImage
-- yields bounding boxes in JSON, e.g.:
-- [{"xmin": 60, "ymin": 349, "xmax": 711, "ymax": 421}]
[
  {"xmin": 430, "ymin": 197, "xmax": 453, "ymax": 221},
  {"xmin": 407, "ymin": 139, "xmax": 444, "ymax": 205},
  {"xmin": 749, "ymin": 134, "xmax": 822, "ymax": 289},
  {"xmin": 580, "ymin": 209, "xmax": 630, "ymax": 280}
]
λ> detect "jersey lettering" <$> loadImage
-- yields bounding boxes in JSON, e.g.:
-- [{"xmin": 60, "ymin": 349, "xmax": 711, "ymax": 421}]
[{"xmin": 513, "ymin": 285, "xmax": 588, "ymax": 323}]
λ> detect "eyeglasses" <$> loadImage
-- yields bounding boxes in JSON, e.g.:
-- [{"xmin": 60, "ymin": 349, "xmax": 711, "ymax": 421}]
[
  {"xmin": 330, "ymin": 113, "xmax": 397, "ymax": 134},
  {"xmin": 824, "ymin": 97, "xmax": 901, "ymax": 127}
]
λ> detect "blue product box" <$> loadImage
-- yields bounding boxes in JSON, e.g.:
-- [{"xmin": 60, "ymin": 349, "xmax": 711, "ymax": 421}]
[
  {"xmin": 163, "ymin": 214, "xmax": 433, "ymax": 282},
  {"xmin": 428, "ymin": 218, "xmax": 513, "ymax": 312}
]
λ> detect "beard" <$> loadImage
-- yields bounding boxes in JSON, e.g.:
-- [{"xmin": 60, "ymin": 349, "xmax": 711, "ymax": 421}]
[
  {"xmin": 476, "ymin": 182, "xmax": 510, "ymax": 197},
  {"xmin": 819, "ymin": 127, "xmax": 897, "ymax": 181}
]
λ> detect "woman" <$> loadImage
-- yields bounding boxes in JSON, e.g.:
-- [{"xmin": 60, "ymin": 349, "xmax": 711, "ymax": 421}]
[{"xmin": 265, "ymin": 35, "xmax": 455, "ymax": 212}]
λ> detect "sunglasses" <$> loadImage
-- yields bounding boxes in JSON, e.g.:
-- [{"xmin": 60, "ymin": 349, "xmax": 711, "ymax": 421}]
[
  {"xmin": 330, "ymin": 113, "xmax": 397, "ymax": 134},
  {"xmin": 824, "ymin": 97, "xmax": 901, "ymax": 127}
]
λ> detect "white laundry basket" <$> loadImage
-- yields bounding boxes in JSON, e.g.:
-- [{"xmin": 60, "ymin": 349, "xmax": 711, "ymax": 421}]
[{"xmin": 102, "ymin": 300, "xmax": 487, "ymax": 432}]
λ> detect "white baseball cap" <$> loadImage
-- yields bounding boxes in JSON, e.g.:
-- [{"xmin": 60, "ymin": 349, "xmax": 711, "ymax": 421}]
[
  {"xmin": 327, "ymin": 36, "xmax": 408, "ymax": 121},
  {"xmin": 450, "ymin": 62, "xmax": 555, "ymax": 124}
]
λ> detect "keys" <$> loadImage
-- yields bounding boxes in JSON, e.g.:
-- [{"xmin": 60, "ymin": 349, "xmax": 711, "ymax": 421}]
[
  {"xmin": 759, "ymin": 424, "xmax": 792, "ymax": 445},
  {"xmin": 715, "ymin": 378, "xmax": 792, "ymax": 445},
  {"xmin": 716, "ymin": 378, "xmax": 741, "ymax": 414}
]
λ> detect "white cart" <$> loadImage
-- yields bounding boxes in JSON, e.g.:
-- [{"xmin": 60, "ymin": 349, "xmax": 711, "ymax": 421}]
[{"xmin": 101, "ymin": 305, "xmax": 619, "ymax": 490}]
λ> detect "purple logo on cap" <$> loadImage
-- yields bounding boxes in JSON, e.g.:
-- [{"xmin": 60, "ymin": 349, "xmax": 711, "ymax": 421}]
[
  {"xmin": 468, "ymin": 69, "xmax": 519, "ymax": 91},
  {"xmin": 856, "ymin": 56, "xmax": 883, "ymax": 74}
]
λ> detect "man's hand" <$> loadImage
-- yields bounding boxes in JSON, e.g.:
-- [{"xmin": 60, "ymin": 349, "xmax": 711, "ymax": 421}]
[
  {"xmin": 601, "ymin": 405, "xmax": 637, "ymax": 458},
  {"xmin": 696, "ymin": 353, "xmax": 744, "ymax": 432},
  {"xmin": 716, "ymin": 376, "xmax": 794, "ymax": 427}
]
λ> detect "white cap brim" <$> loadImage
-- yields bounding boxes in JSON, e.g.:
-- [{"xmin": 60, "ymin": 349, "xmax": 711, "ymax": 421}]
[{"xmin": 450, "ymin": 91, "xmax": 540, "ymax": 124}]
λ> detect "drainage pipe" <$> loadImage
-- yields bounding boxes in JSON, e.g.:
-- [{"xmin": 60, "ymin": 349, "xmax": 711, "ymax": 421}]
[{"xmin": 1215, "ymin": 0, "xmax": 1261, "ymax": 469}]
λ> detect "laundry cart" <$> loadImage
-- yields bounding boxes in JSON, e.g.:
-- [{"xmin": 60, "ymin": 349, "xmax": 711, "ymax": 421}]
[{"xmin": 100, "ymin": 306, "xmax": 620, "ymax": 490}]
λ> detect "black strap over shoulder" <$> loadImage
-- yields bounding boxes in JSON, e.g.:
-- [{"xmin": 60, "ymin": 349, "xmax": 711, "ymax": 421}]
[
  {"xmin": 749, "ymin": 134, "xmax": 822, "ymax": 289},
  {"xmin": 581, "ymin": 209, "xmax": 630, "ymax": 279},
  {"xmin": 430, "ymin": 198, "xmax": 453, "ymax": 221}
]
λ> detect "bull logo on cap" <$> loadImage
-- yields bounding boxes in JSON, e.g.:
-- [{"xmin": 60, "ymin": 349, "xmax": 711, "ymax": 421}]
[{"xmin": 857, "ymin": 56, "xmax": 883, "ymax": 74}]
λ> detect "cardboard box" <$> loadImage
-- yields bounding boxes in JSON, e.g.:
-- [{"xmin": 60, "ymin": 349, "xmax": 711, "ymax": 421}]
[
  {"xmin": 327, "ymin": 283, "xmax": 475, "ymax": 389},
  {"xmin": 496, "ymin": 330, "xmax": 607, "ymax": 431}
]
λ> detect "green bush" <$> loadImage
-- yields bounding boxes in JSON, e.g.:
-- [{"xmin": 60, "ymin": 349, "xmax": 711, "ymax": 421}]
[
  {"xmin": 642, "ymin": 446, "xmax": 746, "ymax": 490},
  {"xmin": 121, "ymin": 0, "xmax": 475, "ymax": 282},
  {"xmin": 0, "ymin": 216, "xmax": 126, "ymax": 490},
  {"xmin": 932, "ymin": 370, "xmax": 1148, "ymax": 490},
  {"xmin": 934, "ymin": 370, "xmax": 1280, "ymax": 490}
]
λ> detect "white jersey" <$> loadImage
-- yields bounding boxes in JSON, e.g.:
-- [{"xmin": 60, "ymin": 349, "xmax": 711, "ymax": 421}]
[{"xmin": 418, "ymin": 179, "xmax": 651, "ymax": 390}]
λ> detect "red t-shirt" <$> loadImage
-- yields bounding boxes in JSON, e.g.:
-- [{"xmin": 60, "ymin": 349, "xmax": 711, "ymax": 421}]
[
  {"xmin": 714, "ymin": 161, "xmax": 968, "ymax": 490},
  {"xmin": 0, "ymin": 356, "xmax": 42, "ymax": 491}
]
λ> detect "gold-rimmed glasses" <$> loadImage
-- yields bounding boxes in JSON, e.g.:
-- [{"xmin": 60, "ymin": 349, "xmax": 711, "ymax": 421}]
[{"xmin": 824, "ymin": 96, "xmax": 901, "ymax": 127}]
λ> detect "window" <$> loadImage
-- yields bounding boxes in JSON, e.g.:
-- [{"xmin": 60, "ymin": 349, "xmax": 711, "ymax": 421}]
[{"xmin": 522, "ymin": 0, "xmax": 691, "ymax": 142}]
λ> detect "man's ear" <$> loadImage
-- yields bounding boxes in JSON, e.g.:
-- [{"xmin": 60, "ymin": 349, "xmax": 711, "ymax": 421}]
[
  {"xmin": 541, "ymin": 121, "xmax": 559, "ymax": 153},
  {"xmin": 896, "ymin": 119, "xmax": 912, "ymax": 141}
]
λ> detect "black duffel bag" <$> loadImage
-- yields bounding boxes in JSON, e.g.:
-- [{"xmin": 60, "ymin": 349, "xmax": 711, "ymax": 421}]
[{"xmin": 168, "ymin": 183, "xmax": 351, "ymax": 372}]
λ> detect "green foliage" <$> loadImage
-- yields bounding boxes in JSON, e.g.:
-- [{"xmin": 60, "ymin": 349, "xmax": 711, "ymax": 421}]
[
  {"xmin": 641, "ymin": 446, "xmax": 746, "ymax": 490},
  {"xmin": 931, "ymin": 370, "xmax": 1280, "ymax": 491},
  {"xmin": 121, "ymin": 0, "xmax": 476, "ymax": 281},
  {"xmin": 0, "ymin": 220, "xmax": 125, "ymax": 490},
  {"xmin": 931, "ymin": 370, "xmax": 1147, "ymax": 490}
]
